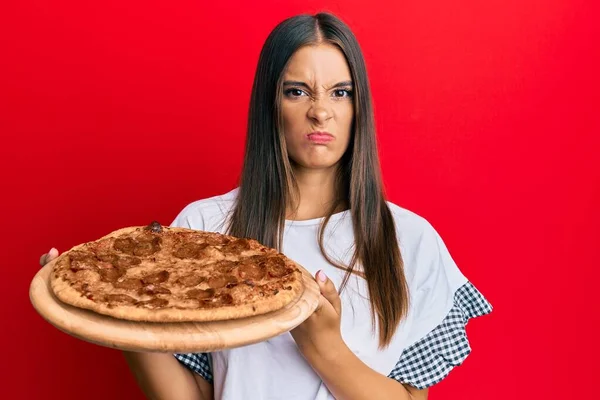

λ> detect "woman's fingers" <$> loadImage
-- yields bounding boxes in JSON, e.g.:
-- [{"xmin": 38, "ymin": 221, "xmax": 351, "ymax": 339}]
[
  {"xmin": 39, "ymin": 248, "xmax": 59, "ymax": 266},
  {"xmin": 315, "ymin": 270, "xmax": 342, "ymax": 315}
]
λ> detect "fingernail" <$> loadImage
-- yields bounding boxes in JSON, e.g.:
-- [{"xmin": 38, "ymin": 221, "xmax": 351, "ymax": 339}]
[
  {"xmin": 49, "ymin": 248, "xmax": 57, "ymax": 255},
  {"xmin": 317, "ymin": 270, "xmax": 327, "ymax": 282}
]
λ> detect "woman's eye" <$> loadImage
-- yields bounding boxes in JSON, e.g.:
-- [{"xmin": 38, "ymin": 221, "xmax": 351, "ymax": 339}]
[
  {"xmin": 285, "ymin": 89, "xmax": 306, "ymax": 97},
  {"xmin": 333, "ymin": 89, "xmax": 353, "ymax": 98}
]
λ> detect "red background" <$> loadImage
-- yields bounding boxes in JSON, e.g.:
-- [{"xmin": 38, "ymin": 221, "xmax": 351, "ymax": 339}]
[{"xmin": 1, "ymin": 1, "xmax": 598, "ymax": 399}]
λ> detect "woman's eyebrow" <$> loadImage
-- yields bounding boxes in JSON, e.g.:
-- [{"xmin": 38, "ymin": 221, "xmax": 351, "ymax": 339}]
[
  {"xmin": 332, "ymin": 80, "xmax": 354, "ymax": 88},
  {"xmin": 283, "ymin": 80, "xmax": 354, "ymax": 89}
]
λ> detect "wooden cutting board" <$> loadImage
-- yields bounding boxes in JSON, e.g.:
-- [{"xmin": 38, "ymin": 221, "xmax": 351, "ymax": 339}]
[{"xmin": 29, "ymin": 261, "xmax": 321, "ymax": 353}]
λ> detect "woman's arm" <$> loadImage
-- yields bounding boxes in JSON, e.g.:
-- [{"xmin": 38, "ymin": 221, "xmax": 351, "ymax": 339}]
[
  {"xmin": 123, "ymin": 351, "xmax": 213, "ymax": 400},
  {"xmin": 304, "ymin": 341, "xmax": 427, "ymax": 400},
  {"xmin": 291, "ymin": 271, "xmax": 427, "ymax": 400}
]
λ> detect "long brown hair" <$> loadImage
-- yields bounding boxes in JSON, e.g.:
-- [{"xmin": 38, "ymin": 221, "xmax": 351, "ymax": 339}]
[{"xmin": 226, "ymin": 12, "xmax": 408, "ymax": 348}]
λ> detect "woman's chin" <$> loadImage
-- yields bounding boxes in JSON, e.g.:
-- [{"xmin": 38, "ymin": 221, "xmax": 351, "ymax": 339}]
[{"xmin": 295, "ymin": 160, "xmax": 340, "ymax": 171}]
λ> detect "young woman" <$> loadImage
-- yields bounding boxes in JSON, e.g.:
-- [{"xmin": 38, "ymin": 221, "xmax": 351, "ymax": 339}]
[{"xmin": 41, "ymin": 12, "xmax": 492, "ymax": 400}]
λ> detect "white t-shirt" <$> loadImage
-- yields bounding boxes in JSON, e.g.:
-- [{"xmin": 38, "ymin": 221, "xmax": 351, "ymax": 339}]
[{"xmin": 172, "ymin": 188, "xmax": 492, "ymax": 399}]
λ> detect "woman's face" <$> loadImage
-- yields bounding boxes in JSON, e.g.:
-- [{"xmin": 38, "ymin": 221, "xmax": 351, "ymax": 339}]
[{"xmin": 280, "ymin": 43, "xmax": 354, "ymax": 170}]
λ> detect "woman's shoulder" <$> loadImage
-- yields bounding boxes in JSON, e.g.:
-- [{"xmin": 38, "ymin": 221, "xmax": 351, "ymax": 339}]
[
  {"xmin": 170, "ymin": 188, "xmax": 238, "ymax": 231},
  {"xmin": 385, "ymin": 201, "xmax": 439, "ymax": 246},
  {"xmin": 385, "ymin": 200, "xmax": 468, "ymax": 290}
]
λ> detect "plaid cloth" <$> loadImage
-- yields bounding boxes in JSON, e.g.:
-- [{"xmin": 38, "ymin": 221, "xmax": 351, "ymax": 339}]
[
  {"xmin": 174, "ymin": 352, "xmax": 213, "ymax": 383},
  {"xmin": 387, "ymin": 281, "xmax": 493, "ymax": 389}
]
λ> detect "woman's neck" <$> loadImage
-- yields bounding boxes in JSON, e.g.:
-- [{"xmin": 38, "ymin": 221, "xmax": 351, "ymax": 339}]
[{"xmin": 286, "ymin": 165, "xmax": 345, "ymax": 221}]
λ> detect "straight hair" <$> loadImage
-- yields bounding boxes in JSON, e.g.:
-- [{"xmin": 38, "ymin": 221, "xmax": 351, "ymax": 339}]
[{"xmin": 227, "ymin": 12, "xmax": 409, "ymax": 348}]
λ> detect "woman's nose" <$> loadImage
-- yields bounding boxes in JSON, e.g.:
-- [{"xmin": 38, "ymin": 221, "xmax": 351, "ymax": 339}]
[{"xmin": 308, "ymin": 99, "xmax": 332, "ymax": 123}]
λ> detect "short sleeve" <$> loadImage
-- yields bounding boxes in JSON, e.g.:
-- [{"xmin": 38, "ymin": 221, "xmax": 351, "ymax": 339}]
[
  {"xmin": 174, "ymin": 353, "xmax": 213, "ymax": 383},
  {"xmin": 169, "ymin": 203, "xmax": 206, "ymax": 231},
  {"xmin": 170, "ymin": 206, "xmax": 213, "ymax": 383},
  {"xmin": 388, "ymin": 222, "xmax": 493, "ymax": 389}
]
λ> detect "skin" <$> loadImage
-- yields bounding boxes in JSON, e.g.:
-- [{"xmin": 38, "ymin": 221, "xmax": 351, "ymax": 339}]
[
  {"xmin": 39, "ymin": 43, "xmax": 428, "ymax": 400},
  {"xmin": 281, "ymin": 43, "xmax": 354, "ymax": 221}
]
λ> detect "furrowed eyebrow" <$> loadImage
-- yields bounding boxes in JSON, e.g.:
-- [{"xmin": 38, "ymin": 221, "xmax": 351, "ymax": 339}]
[
  {"xmin": 283, "ymin": 80, "xmax": 354, "ymax": 89},
  {"xmin": 330, "ymin": 80, "xmax": 354, "ymax": 89}
]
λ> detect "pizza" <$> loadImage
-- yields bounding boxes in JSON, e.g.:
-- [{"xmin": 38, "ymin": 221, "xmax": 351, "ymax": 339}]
[{"xmin": 49, "ymin": 222, "xmax": 305, "ymax": 322}]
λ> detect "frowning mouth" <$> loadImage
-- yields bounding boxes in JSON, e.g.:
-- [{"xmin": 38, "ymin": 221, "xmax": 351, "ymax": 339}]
[{"xmin": 307, "ymin": 131, "xmax": 334, "ymax": 144}]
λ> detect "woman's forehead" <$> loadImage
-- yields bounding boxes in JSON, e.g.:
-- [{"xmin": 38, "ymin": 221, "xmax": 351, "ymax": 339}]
[{"xmin": 283, "ymin": 44, "xmax": 352, "ymax": 87}]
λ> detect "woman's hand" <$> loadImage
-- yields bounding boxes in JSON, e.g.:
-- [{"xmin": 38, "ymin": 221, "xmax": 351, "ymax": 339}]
[
  {"xmin": 290, "ymin": 270, "xmax": 345, "ymax": 362},
  {"xmin": 39, "ymin": 248, "xmax": 59, "ymax": 267},
  {"xmin": 291, "ymin": 271, "xmax": 425, "ymax": 400}
]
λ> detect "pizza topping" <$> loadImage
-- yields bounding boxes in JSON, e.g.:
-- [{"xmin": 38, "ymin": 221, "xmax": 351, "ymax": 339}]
[
  {"xmin": 80, "ymin": 283, "xmax": 94, "ymax": 298},
  {"xmin": 113, "ymin": 235, "xmax": 161, "ymax": 257},
  {"xmin": 69, "ymin": 251, "xmax": 93, "ymax": 262},
  {"xmin": 143, "ymin": 270, "xmax": 169, "ymax": 284},
  {"xmin": 223, "ymin": 238, "xmax": 251, "ymax": 253},
  {"xmin": 145, "ymin": 221, "xmax": 163, "ymax": 233},
  {"xmin": 203, "ymin": 235, "xmax": 232, "ymax": 246},
  {"xmin": 217, "ymin": 293, "xmax": 234, "ymax": 305},
  {"xmin": 138, "ymin": 284, "xmax": 172, "ymax": 295},
  {"xmin": 173, "ymin": 243, "xmax": 209, "ymax": 259},
  {"xmin": 200, "ymin": 293, "xmax": 235, "ymax": 307},
  {"xmin": 93, "ymin": 238, "xmax": 113, "ymax": 253},
  {"xmin": 137, "ymin": 298, "xmax": 169, "ymax": 308},
  {"xmin": 186, "ymin": 288, "xmax": 215, "ymax": 300},
  {"xmin": 266, "ymin": 257, "xmax": 290, "ymax": 277},
  {"xmin": 207, "ymin": 275, "xmax": 238, "ymax": 289},
  {"xmin": 68, "ymin": 251, "xmax": 97, "ymax": 272},
  {"xmin": 177, "ymin": 274, "xmax": 205, "ymax": 287},
  {"xmin": 96, "ymin": 261, "xmax": 114, "ymax": 269},
  {"xmin": 99, "ymin": 268, "xmax": 125, "ymax": 282},
  {"xmin": 136, "ymin": 231, "xmax": 162, "ymax": 243},
  {"xmin": 114, "ymin": 278, "xmax": 144, "ymax": 290},
  {"xmin": 114, "ymin": 255, "xmax": 142, "ymax": 268},
  {"xmin": 70, "ymin": 259, "xmax": 96, "ymax": 272},
  {"xmin": 238, "ymin": 262, "xmax": 266, "ymax": 280},
  {"xmin": 113, "ymin": 238, "xmax": 136, "ymax": 254},
  {"xmin": 133, "ymin": 241, "xmax": 154, "ymax": 256},
  {"xmin": 96, "ymin": 253, "xmax": 119, "ymax": 263},
  {"xmin": 214, "ymin": 260, "xmax": 239, "ymax": 273},
  {"xmin": 133, "ymin": 237, "xmax": 161, "ymax": 256}
]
